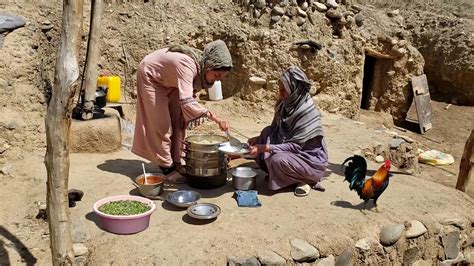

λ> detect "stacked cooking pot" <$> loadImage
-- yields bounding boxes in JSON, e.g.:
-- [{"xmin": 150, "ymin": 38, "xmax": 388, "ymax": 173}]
[{"xmin": 183, "ymin": 134, "xmax": 228, "ymax": 189}]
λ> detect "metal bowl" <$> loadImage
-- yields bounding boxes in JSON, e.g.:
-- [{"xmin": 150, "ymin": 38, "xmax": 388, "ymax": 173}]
[
  {"xmin": 231, "ymin": 167, "xmax": 258, "ymax": 190},
  {"xmin": 165, "ymin": 190, "xmax": 201, "ymax": 208},
  {"xmin": 186, "ymin": 203, "xmax": 221, "ymax": 220},
  {"xmin": 134, "ymin": 173, "xmax": 165, "ymax": 198}
]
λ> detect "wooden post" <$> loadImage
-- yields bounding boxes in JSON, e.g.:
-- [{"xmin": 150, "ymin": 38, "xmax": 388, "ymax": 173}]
[
  {"xmin": 45, "ymin": 0, "xmax": 83, "ymax": 265},
  {"xmin": 81, "ymin": 0, "xmax": 103, "ymax": 120},
  {"xmin": 456, "ymin": 130, "xmax": 474, "ymax": 193}
]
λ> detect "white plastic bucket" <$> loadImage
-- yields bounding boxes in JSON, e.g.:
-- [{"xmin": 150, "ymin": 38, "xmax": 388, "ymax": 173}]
[{"xmin": 209, "ymin": 81, "xmax": 223, "ymax": 101}]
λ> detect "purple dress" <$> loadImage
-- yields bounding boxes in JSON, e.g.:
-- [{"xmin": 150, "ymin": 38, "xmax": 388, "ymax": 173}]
[{"xmin": 256, "ymin": 126, "xmax": 328, "ymax": 190}]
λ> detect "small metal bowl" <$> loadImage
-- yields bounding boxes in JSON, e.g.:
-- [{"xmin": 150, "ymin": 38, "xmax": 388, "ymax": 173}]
[
  {"xmin": 165, "ymin": 190, "xmax": 201, "ymax": 208},
  {"xmin": 186, "ymin": 203, "xmax": 221, "ymax": 220}
]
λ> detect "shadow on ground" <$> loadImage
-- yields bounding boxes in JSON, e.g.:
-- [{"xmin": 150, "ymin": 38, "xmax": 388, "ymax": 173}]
[{"xmin": 0, "ymin": 226, "xmax": 37, "ymax": 266}]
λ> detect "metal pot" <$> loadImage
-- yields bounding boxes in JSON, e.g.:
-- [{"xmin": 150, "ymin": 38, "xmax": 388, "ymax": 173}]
[
  {"xmin": 231, "ymin": 167, "xmax": 257, "ymax": 190},
  {"xmin": 134, "ymin": 173, "xmax": 165, "ymax": 198},
  {"xmin": 184, "ymin": 134, "xmax": 228, "ymax": 152},
  {"xmin": 184, "ymin": 149, "xmax": 220, "ymax": 160}
]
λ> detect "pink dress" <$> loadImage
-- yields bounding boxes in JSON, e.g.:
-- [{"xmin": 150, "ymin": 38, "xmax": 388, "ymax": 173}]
[{"xmin": 132, "ymin": 48, "xmax": 207, "ymax": 167}]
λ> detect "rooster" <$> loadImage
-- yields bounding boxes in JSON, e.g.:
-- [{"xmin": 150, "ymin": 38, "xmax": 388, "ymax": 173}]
[{"xmin": 342, "ymin": 155, "xmax": 391, "ymax": 212}]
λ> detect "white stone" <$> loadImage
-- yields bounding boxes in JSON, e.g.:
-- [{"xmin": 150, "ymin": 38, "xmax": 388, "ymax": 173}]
[
  {"xmin": 379, "ymin": 224, "xmax": 405, "ymax": 246},
  {"xmin": 375, "ymin": 155, "xmax": 384, "ymax": 163},
  {"xmin": 290, "ymin": 239, "xmax": 320, "ymax": 262},
  {"xmin": 355, "ymin": 238, "xmax": 378, "ymax": 251},
  {"xmin": 297, "ymin": 7, "xmax": 307, "ymax": 17},
  {"xmin": 326, "ymin": 0, "xmax": 338, "ymax": 8},
  {"xmin": 405, "ymin": 220, "xmax": 427, "ymax": 239},
  {"xmin": 411, "ymin": 259, "xmax": 433, "ymax": 266},
  {"xmin": 257, "ymin": 250, "xmax": 286, "ymax": 265},
  {"xmin": 314, "ymin": 2, "xmax": 328, "ymax": 12},
  {"xmin": 249, "ymin": 76, "xmax": 267, "ymax": 85}
]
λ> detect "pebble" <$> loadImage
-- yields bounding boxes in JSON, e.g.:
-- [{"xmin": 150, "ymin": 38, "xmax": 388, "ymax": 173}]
[
  {"xmin": 6, "ymin": 121, "xmax": 17, "ymax": 130},
  {"xmin": 73, "ymin": 243, "xmax": 88, "ymax": 256},
  {"xmin": 375, "ymin": 155, "xmax": 384, "ymax": 163},
  {"xmin": 326, "ymin": 0, "xmax": 338, "ymax": 8},
  {"xmin": 316, "ymin": 255, "xmax": 335, "ymax": 266},
  {"xmin": 405, "ymin": 220, "xmax": 427, "ymax": 239},
  {"xmin": 228, "ymin": 257, "xmax": 261, "ymax": 266},
  {"xmin": 326, "ymin": 9, "xmax": 342, "ymax": 19},
  {"xmin": 286, "ymin": 6, "xmax": 298, "ymax": 17},
  {"xmin": 243, "ymin": 0, "xmax": 250, "ymax": 5},
  {"xmin": 389, "ymin": 138, "xmax": 406, "ymax": 149},
  {"xmin": 380, "ymin": 224, "xmax": 405, "ymax": 246},
  {"xmin": 387, "ymin": 9, "xmax": 400, "ymax": 17},
  {"xmin": 440, "ymin": 218, "xmax": 466, "ymax": 230},
  {"xmin": 314, "ymin": 3, "xmax": 328, "ymax": 12},
  {"xmin": 335, "ymin": 248, "xmax": 352, "ymax": 266},
  {"xmin": 441, "ymin": 231, "xmax": 460, "ymax": 260},
  {"xmin": 256, "ymin": 250, "xmax": 286, "ymax": 265},
  {"xmin": 464, "ymin": 248, "xmax": 474, "ymax": 263},
  {"xmin": 249, "ymin": 76, "xmax": 266, "ymax": 85},
  {"xmin": 297, "ymin": 7, "xmax": 307, "ymax": 17},
  {"xmin": 290, "ymin": 0, "xmax": 298, "ymax": 6},
  {"xmin": 354, "ymin": 13, "xmax": 364, "ymax": 26},
  {"xmin": 281, "ymin": 15, "xmax": 290, "ymax": 21},
  {"xmin": 279, "ymin": 0, "xmax": 289, "ymax": 7},
  {"xmin": 256, "ymin": 0, "xmax": 266, "ymax": 9},
  {"xmin": 253, "ymin": 9, "xmax": 261, "ymax": 18},
  {"xmin": 72, "ymin": 219, "xmax": 90, "ymax": 243},
  {"xmin": 272, "ymin": 6, "xmax": 285, "ymax": 15},
  {"xmin": 411, "ymin": 259, "xmax": 433, "ymax": 266},
  {"xmin": 271, "ymin": 15, "xmax": 282, "ymax": 23},
  {"xmin": 345, "ymin": 16, "xmax": 354, "ymax": 28},
  {"xmin": 290, "ymin": 239, "xmax": 320, "ymax": 262},
  {"xmin": 296, "ymin": 17, "xmax": 306, "ymax": 26},
  {"xmin": 300, "ymin": 1, "xmax": 309, "ymax": 10}
]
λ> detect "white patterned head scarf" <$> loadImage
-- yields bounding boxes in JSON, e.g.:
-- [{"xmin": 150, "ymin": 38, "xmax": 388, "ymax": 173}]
[
  {"xmin": 270, "ymin": 66, "xmax": 323, "ymax": 144},
  {"xmin": 167, "ymin": 40, "xmax": 233, "ymax": 89}
]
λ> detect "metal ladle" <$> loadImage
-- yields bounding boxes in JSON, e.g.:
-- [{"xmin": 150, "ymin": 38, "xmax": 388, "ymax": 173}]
[{"xmin": 225, "ymin": 130, "xmax": 246, "ymax": 152}]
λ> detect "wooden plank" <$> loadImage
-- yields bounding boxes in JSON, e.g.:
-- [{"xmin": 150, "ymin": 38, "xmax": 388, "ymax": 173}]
[
  {"xmin": 411, "ymin": 74, "xmax": 433, "ymax": 134},
  {"xmin": 456, "ymin": 130, "xmax": 473, "ymax": 193}
]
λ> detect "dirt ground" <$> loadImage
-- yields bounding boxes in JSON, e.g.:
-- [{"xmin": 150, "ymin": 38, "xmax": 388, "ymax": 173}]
[{"xmin": 1, "ymin": 100, "xmax": 473, "ymax": 264}]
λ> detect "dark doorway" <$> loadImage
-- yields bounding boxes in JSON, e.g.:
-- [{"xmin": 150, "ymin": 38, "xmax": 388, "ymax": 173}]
[{"xmin": 361, "ymin": 55, "xmax": 376, "ymax": 109}]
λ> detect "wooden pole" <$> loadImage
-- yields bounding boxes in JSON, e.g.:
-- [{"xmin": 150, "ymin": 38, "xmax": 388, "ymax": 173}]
[
  {"xmin": 456, "ymin": 130, "xmax": 473, "ymax": 193},
  {"xmin": 45, "ymin": 0, "xmax": 83, "ymax": 265},
  {"xmin": 81, "ymin": 0, "xmax": 103, "ymax": 120}
]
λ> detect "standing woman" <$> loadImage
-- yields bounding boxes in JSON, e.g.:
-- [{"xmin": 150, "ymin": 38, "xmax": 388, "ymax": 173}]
[
  {"xmin": 248, "ymin": 66, "xmax": 328, "ymax": 196},
  {"xmin": 132, "ymin": 40, "xmax": 232, "ymax": 181}
]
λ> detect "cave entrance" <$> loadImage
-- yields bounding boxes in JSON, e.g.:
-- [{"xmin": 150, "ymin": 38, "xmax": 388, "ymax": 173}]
[{"xmin": 360, "ymin": 54, "xmax": 393, "ymax": 110}]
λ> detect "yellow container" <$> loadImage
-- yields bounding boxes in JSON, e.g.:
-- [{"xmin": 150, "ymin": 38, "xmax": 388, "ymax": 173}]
[
  {"xmin": 97, "ymin": 75, "xmax": 121, "ymax": 103},
  {"xmin": 106, "ymin": 76, "xmax": 121, "ymax": 103}
]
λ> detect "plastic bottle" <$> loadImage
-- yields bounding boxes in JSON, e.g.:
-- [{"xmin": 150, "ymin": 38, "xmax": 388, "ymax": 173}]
[
  {"xmin": 106, "ymin": 76, "xmax": 121, "ymax": 103},
  {"xmin": 208, "ymin": 80, "xmax": 223, "ymax": 101}
]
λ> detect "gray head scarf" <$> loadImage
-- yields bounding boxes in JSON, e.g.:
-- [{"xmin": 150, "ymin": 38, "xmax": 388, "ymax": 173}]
[
  {"xmin": 270, "ymin": 66, "xmax": 323, "ymax": 145},
  {"xmin": 167, "ymin": 40, "xmax": 233, "ymax": 89}
]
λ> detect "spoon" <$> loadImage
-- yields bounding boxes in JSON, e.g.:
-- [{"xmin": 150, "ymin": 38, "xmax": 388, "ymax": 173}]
[
  {"xmin": 225, "ymin": 131, "xmax": 242, "ymax": 152},
  {"xmin": 141, "ymin": 163, "xmax": 148, "ymax": 185}
]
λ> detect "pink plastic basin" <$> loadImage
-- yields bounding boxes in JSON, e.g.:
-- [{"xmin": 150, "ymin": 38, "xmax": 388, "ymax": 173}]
[{"xmin": 93, "ymin": 195, "xmax": 156, "ymax": 235}]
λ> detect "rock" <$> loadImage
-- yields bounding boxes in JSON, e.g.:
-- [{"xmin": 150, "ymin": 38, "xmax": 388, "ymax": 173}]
[
  {"xmin": 441, "ymin": 231, "xmax": 460, "ymax": 260},
  {"xmin": 290, "ymin": 239, "xmax": 320, "ymax": 262},
  {"xmin": 387, "ymin": 9, "xmax": 400, "ymax": 17},
  {"xmin": 228, "ymin": 256, "xmax": 261, "ymax": 266},
  {"xmin": 297, "ymin": 7, "xmax": 307, "ymax": 17},
  {"xmin": 296, "ymin": 16, "xmax": 306, "ymax": 26},
  {"xmin": 290, "ymin": 0, "xmax": 298, "ymax": 6},
  {"xmin": 355, "ymin": 238, "xmax": 378, "ymax": 251},
  {"xmin": 0, "ymin": 165, "xmax": 11, "ymax": 176},
  {"xmin": 279, "ymin": 0, "xmax": 289, "ymax": 7},
  {"xmin": 74, "ymin": 256, "xmax": 88, "ymax": 266},
  {"xmin": 72, "ymin": 219, "xmax": 90, "ymax": 243},
  {"xmin": 354, "ymin": 13, "xmax": 364, "ymax": 26},
  {"xmin": 272, "ymin": 6, "xmax": 285, "ymax": 15},
  {"xmin": 440, "ymin": 258, "xmax": 462, "ymax": 266},
  {"xmin": 326, "ymin": 0, "xmax": 338, "ymax": 8},
  {"xmin": 411, "ymin": 259, "xmax": 433, "ymax": 266},
  {"xmin": 314, "ymin": 3, "xmax": 328, "ymax": 12},
  {"xmin": 256, "ymin": 0, "xmax": 266, "ymax": 9},
  {"xmin": 281, "ymin": 15, "xmax": 290, "ymax": 21},
  {"xmin": 326, "ymin": 10, "xmax": 342, "ymax": 19},
  {"xmin": 249, "ymin": 76, "xmax": 266, "ymax": 85},
  {"xmin": 301, "ymin": 1, "xmax": 309, "ymax": 11},
  {"xmin": 405, "ymin": 220, "xmax": 427, "ymax": 239},
  {"xmin": 6, "ymin": 121, "xmax": 17, "ymax": 130},
  {"xmin": 271, "ymin": 15, "xmax": 281, "ymax": 23},
  {"xmin": 335, "ymin": 248, "xmax": 352, "ymax": 266},
  {"xmin": 441, "ymin": 218, "xmax": 466, "ymax": 230},
  {"xmin": 253, "ymin": 9, "xmax": 261, "ymax": 18},
  {"xmin": 389, "ymin": 138, "xmax": 406, "ymax": 149},
  {"xmin": 73, "ymin": 243, "xmax": 88, "ymax": 257},
  {"xmin": 375, "ymin": 155, "xmax": 384, "ymax": 163},
  {"xmin": 351, "ymin": 4, "xmax": 362, "ymax": 12},
  {"xmin": 345, "ymin": 16, "xmax": 354, "ymax": 28},
  {"xmin": 380, "ymin": 224, "xmax": 405, "ymax": 246},
  {"xmin": 256, "ymin": 250, "xmax": 286, "ymax": 265},
  {"xmin": 243, "ymin": 0, "xmax": 250, "ymax": 5},
  {"xmin": 316, "ymin": 255, "xmax": 335, "ymax": 266}
]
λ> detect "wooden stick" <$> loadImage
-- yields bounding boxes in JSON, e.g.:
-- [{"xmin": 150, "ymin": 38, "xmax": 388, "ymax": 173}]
[
  {"xmin": 456, "ymin": 130, "xmax": 473, "ymax": 192},
  {"xmin": 45, "ymin": 0, "xmax": 84, "ymax": 264}
]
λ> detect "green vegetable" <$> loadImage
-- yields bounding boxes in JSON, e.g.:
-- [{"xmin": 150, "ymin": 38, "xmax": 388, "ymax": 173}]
[{"xmin": 98, "ymin": 200, "xmax": 151, "ymax": 216}]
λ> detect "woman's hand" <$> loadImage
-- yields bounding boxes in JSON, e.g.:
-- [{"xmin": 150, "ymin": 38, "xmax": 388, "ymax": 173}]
[
  {"xmin": 247, "ymin": 136, "xmax": 258, "ymax": 146},
  {"xmin": 249, "ymin": 144, "xmax": 270, "ymax": 157}
]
